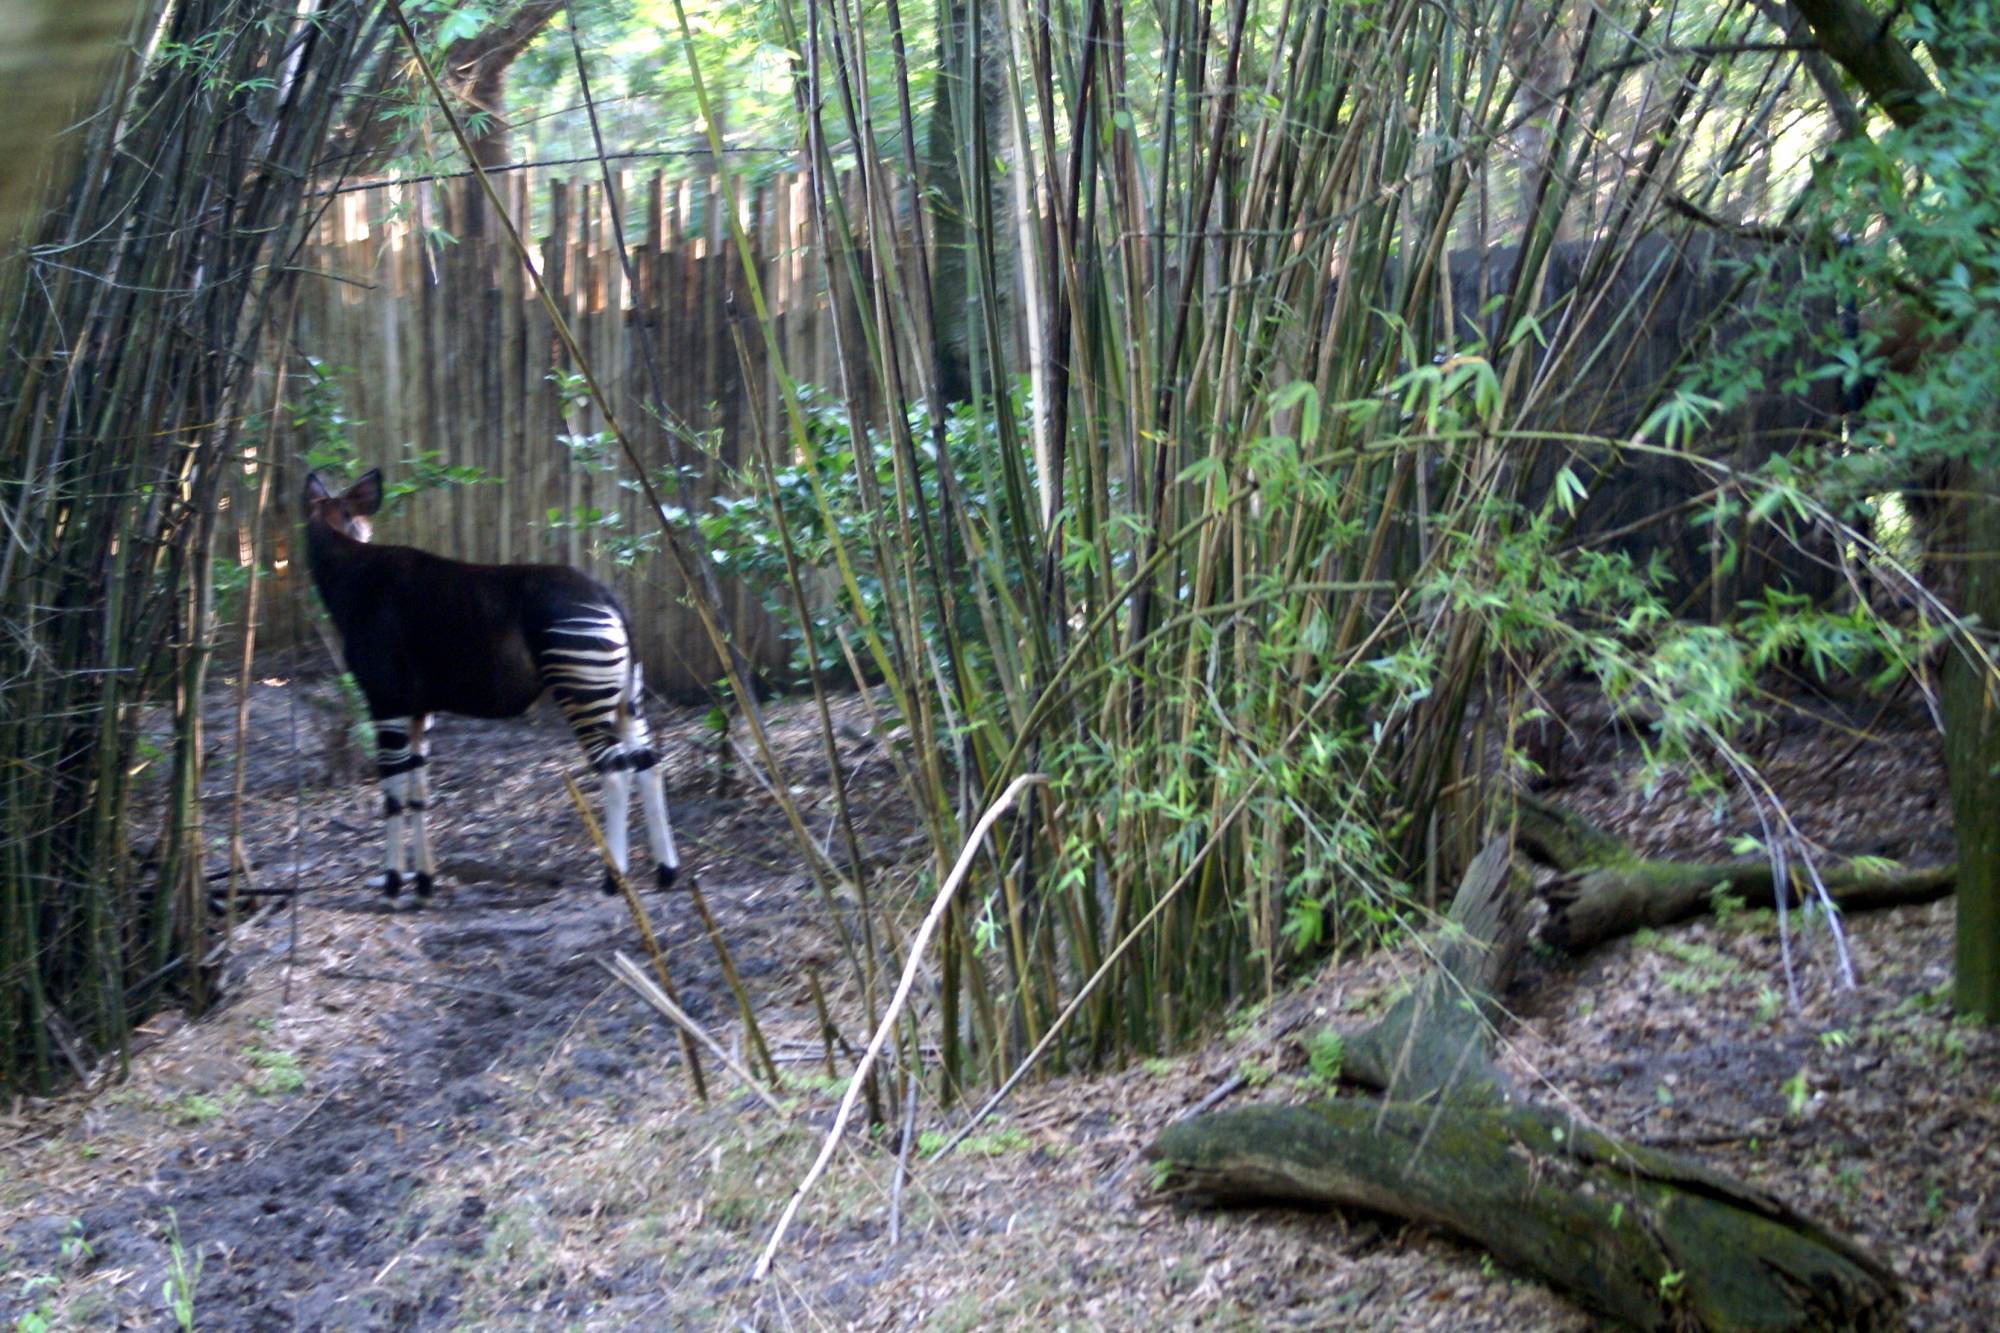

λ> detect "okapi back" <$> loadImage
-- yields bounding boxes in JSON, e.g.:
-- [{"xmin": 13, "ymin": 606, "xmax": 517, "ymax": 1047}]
[{"xmin": 308, "ymin": 524, "xmax": 626, "ymax": 722}]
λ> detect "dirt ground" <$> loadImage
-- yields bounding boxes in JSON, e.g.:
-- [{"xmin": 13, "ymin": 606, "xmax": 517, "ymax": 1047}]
[{"xmin": 0, "ymin": 673, "xmax": 1993, "ymax": 1330}]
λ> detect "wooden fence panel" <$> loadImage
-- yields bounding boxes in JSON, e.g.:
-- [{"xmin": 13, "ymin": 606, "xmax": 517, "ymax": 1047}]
[{"xmin": 254, "ymin": 167, "xmax": 906, "ymax": 695}]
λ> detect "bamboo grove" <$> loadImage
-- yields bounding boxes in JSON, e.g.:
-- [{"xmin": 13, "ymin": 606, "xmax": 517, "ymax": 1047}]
[
  {"xmin": 0, "ymin": 0, "xmax": 396, "ymax": 1090},
  {"xmin": 691, "ymin": 0, "xmax": 1915, "ymax": 1107}
]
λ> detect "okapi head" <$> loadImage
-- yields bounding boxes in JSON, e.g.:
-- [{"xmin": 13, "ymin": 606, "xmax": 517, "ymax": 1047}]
[{"xmin": 304, "ymin": 469, "xmax": 384, "ymax": 543}]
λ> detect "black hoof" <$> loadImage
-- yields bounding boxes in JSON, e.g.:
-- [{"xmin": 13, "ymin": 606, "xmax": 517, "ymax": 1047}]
[
  {"xmin": 383, "ymin": 869, "xmax": 402, "ymax": 899},
  {"xmin": 601, "ymin": 868, "xmax": 622, "ymax": 896},
  {"xmin": 414, "ymin": 871, "xmax": 434, "ymax": 900},
  {"xmin": 657, "ymin": 863, "xmax": 679, "ymax": 890}
]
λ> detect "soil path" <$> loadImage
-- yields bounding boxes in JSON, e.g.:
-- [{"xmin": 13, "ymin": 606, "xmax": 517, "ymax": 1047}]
[{"xmin": 1, "ymin": 676, "xmax": 847, "ymax": 1330}]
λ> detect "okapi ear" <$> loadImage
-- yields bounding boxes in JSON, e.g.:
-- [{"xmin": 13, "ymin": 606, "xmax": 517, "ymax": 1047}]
[
  {"xmin": 346, "ymin": 468, "xmax": 384, "ymax": 517},
  {"xmin": 304, "ymin": 471, "xmax": 331, "ymax": 508}
]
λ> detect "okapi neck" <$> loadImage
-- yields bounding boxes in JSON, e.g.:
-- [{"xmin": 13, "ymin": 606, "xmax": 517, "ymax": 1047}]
[{"xmin": 305, "ymin": 521, "xmax": 376, "ymax": 616}]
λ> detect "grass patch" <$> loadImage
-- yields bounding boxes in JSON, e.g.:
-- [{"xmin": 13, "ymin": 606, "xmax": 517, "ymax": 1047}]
[
  {"xmin": 1634, "ymin": 930, "xmax": 1742, "ymax": 994},
  {"xmin": 165, "ymin": 1093, "xmax": 228, "ymax": 1127},
  {"xmin": 242, "ymin": 1047, "xmax": 305, "ymax": 1096},
  {"xmin": 955, "ymin": 1126, "xmax": 1032, "ymax": 1158}
]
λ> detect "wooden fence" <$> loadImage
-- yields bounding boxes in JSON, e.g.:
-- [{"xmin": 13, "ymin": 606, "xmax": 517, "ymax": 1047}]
[{"xmin": 262, "ymin": 166, "xmax": 883, "ymax": 694}]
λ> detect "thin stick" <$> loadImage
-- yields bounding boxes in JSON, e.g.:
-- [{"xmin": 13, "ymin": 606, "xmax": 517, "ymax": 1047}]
[
  {"xmin": 247, "ymin": 1086, "xmax": 342, "ymax": 1163},
  {"xmin": 223, "ymin": 373, "xmax": 279, "ymax": 940},
  {"xmin": 683, "ymin": 873, "xmax": 781, "ymax": 1083},
  {"xmin": 931, "ymin": 797, "xmax": 1253, "ymax": 1159},
  {"xmin": 1105, "ymin": 1070, "xmax": 1252, "ymax": 1189},
  {"xmin": 603, "ymin": 953, "xmax": 788, "ymax": 1116},
  {"xmin": 561, "ymin": 772, "xmax": 709, "ymax": 1100},
  {"xmin": 752, "ymin": 773, "xmax": 1046, "ymax": 1282},
  {"xmin": 805, "ymin": 967, "xmax": 840, "ymax": 1078},
  {"xmin": 535, "ymin": 978, "xmax": 618, "ymax": 1093},
  {"xmin": 888, "ymin": 1042, "xmax": 921, "ymax": 1247},
  {"xmin": 284, "ymin": 590, "xmax": 308, "ymax": 1007},
  {"xmin": 319, "ymin": 968, "xmax": 539, "ymax": 1009}
]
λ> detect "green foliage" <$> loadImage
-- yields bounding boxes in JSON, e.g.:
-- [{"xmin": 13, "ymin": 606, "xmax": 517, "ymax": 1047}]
[
  {"xmin": 9, "ymin": 1222, "xmax": 89, "ymax": 1333},
  {"xmin": 699, "ymin": 384, "xmax": 1036, "ymax": 680},
  {"xmin": 292, "ymin": 359, "xmax": 496, "ymax": 500},
  {"xmin": 1688, "ymin": 2, "xmax": 2000, "ymax": 519},
  {"xmin": 1234, "ymin": 1058, "xmax": 1274, "ymax": 1089},
  {"xmin": 167, "ymin": 1093, "xmax": 227, "ymax": 1127},
  {"xmin": 1303, "ymin": 1030, "xmax": 1345, "ymax": 1088},
  {"xmin": 162, "ymin": 1209, "xmax": 201, "ymax": 1333},
  {"xmin": 587, "ymin": 0, "xmax": 1995, "ymax": 1094},
  {"xmin": 385, "ymin": 449, "xmax": 494, "ymax": 502},
  {"xmin": 243, "ymin": 1046, "xmax": 305, "ymax": 1095},
  {"xmin": 295, "ymin": 358, "xmax": 363, "ymax": 477},
  {"xmin": 545, "ymin": 502, "xmax": 662, "ymax": 568},
  {"xmin": 336, "ymin": 672, "xmax": 374, "ymax": 755},
  {"xmin": 1781, "ymin": 1069, "xmax": 1812, "ymax": 1119},
  {"xmin": 1709, "ymin": 883, "xmax": 1746, "ymax": 929},
  {"xmin": 954, "ymin": 1126, "xmax": 1032, "ymax": 1157},
  {"xmin": 58, "ymin": 1222, "xmax": 90, "ymax": 1268}
]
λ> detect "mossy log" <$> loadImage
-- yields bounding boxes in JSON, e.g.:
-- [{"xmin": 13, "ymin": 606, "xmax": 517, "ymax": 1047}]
[
  {"xmin": 1151, "ymin": 1100, "xmax": 1903, "ymax": 1332},
  {"xmin": 1150, "ymin": 823, "xmax": 1912, "ymax": 1328},
  {"xmin": 1517, "ymin": 794, "xmax": 1955, "ymax": 952},
  {"xmin": 1339, "ymin": 839, "xmax": 1528, "ymax": 1099}
]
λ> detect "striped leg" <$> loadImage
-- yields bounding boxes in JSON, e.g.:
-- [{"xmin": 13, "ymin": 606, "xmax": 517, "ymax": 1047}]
[
  {"xmin": 634, "ymin": 755, "xmax": 679, "ymax": 888},
  {"xmin": 407, "ymin": 714, "xmax": 436, "ymax": 900},
  {"xmin": 600, "ymin": 762, "xmax": 633, "ymax": 891},
  {"xmin": 624, "ymin": 666, "xmax": 681, "ymax": 888},
  {"xmin": 375, "ymin": 716, "xmax": 421, "ymax": 899},
  {"xmin": 540, "ymin": 608, "xmax": 641, "ymax": 893}
]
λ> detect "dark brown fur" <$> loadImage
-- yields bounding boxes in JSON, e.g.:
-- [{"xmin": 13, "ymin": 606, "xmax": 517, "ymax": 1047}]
[{"xmin": 305, "ymin": 471, "xmax": 629, "ymax": 724}]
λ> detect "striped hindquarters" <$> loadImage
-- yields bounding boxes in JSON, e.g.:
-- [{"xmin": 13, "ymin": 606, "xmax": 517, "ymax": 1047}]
[{"xmin": 537, "ymin": 605, "xmax": 635, "ymax": 769}]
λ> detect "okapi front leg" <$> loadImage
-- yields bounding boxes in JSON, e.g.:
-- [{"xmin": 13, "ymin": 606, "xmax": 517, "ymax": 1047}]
[
  {"xmin": 406, "ymin": 714, "xmax": 436, "ymax": 900},
  {"xmin": 375, "ymin": 716, "xmax": 422, "ymax": 899}
]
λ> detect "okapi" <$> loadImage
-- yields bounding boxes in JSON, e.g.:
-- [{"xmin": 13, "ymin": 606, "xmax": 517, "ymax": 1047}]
[{"xmin": 303, "ymin": 469, "xmax": 680, "ymax": 901}]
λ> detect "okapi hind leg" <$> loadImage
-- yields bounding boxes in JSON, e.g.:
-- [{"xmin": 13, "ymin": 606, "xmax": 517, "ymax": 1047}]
[
  {"xmin": 633, "ymin": 752, "xmax": 680, "ymax": 888},
  {"xmin": 626, "ymin": 681, "xmax": 680, "ymax": 887},
  {"xmin": 375, "ymin": 715, "xmax": 421, "ymax": 900},
  {"xmin": 538, "ymin": 605, "xmax": 647, "ymax": 894},
  {"xmin": 619, "ymin": 662, "xmax": 681, "ymax": 888},
  {"xmin": 597, "ymin": 757, "xmax": 634, "ymax": 895}
]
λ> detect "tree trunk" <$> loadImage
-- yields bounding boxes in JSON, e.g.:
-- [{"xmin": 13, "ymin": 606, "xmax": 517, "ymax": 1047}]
[
  {"xmin": 0, "ymin": 0, "xmax": 142, "ymax": 253},
  {"xmin": 924, "ymin": 0, "xmax": 972, "ymax": 404},
  {"xmin": 447, "ymin": 1, "xmax": 563, "ymax": 162},
  {"xmin": 1941, "ymin": 462, "xmax": 2000, "ymax": 1020},
  {"xmin": 1340, "ymin": 840, "xmax": 1527, "ymax": 1098},
  {"xmin": 1784, "ymin": 0, "xmax": 2000, "ymax": 1024}
]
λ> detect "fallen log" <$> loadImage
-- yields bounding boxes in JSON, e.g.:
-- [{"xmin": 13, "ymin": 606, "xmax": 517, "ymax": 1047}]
[
  {"xmin": 1152, "ymin": 1099, "xmax": 1903, "ymax": 1332},
  {"xmin": 1517, "ymin": 794, "xmax": 1955, "ymax": 952},
  {"xmin": 1339, "ymin": 840, "xmax": 1527, "ymax": 1099},
  {"xmin": 1148, "ymin": 819, "xmax": 1914, "ymax": 1330}
]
